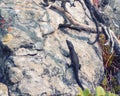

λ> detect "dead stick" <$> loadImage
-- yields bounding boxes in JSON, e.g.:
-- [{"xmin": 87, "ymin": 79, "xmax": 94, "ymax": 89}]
[
  {"xmin": 50, "ymin": 5, "xmax": 120, "ymax": 55},
  {"xmin": 50, "ymin": 5, "xmax": 102, "ymax": 33}
]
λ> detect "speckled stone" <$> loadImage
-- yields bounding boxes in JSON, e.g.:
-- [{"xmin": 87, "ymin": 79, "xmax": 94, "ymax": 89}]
[
  {"xmin": 8, "ymin": 67, "xmax": 23, "ymax": 83},
  {"xmin": 0, "ymin": 83, "xmax": 8, "ymax": 96}
]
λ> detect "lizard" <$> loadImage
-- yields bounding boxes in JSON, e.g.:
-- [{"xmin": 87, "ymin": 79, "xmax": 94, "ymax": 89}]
[
  {"xmin": 84, "ymin": 0, "xmax": 110, "ymax": 45},
  {"xmin": 66, "ymin": 40, "xmax": 84, "ymax": 90},
  {"xmin": 43, "ymin": 0, "xmax": 55, "ymax": 6},
  {"xmin": 84, "ymin": 0, "xmax": 100, "ymax": 45}
]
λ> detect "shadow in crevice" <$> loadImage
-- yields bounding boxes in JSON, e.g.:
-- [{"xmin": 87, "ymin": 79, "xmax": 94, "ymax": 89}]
[
  {"xmin": 0, "ymin": 9, "xmax": 13, "ymax": 84},
  {"xmin": 0, "ymin": 40, "xmax": 13, "ymax": 84}
]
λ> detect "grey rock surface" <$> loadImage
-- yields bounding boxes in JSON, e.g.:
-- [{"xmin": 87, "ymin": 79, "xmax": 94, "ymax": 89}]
[
  {"xmin": 8, "ymin": 67, "xmax": 23, "ymax": 83},
  {"xmin": 102, "ymin": 0, "xmax": 120, "ymax": 38},
  {"xmin": 0, "ymin": 83, "xmax": 8, "ymax": 96},
  {"xmin": 0, "ymin": 0, "xmax": 115, "ymax": 95}
]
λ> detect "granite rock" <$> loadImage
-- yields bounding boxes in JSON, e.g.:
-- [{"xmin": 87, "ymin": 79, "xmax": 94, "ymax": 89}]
[
  {"xmin": 0, "ymin": 83, "xmax": 8, "ymax": 96},
  {"xmin": 0, "ymin": 0, "xmax": 112, "ymax": 95}
]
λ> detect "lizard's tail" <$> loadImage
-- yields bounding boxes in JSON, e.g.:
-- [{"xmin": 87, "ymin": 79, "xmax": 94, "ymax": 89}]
[{"xmin": 75, "ymin": 72, "xmax": 84, "ymax": 90}]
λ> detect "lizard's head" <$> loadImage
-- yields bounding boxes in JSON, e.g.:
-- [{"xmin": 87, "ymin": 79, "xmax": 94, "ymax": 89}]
[{"xmin": 66, "ymin": 40, "xmax": 74, "ymax": 49}]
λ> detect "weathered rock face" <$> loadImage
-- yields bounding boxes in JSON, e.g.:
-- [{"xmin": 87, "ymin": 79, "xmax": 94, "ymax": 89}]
[
  {"xmin": 0, "ymin": 0, "xmax": 106, "ymax": 95},
  {"xmin": 0, "ymin": 83, "xmax": 8, "ymax": 96},
  {"xmin": 102, "ymin": 0, "xmax": 120, "ymax": 38}
]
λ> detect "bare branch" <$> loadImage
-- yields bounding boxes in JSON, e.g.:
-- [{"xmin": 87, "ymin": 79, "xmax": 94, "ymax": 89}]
[
  {"xmin": 50, "ymin": 4, "xmax": 120, "ymax": 55},
  {"xmin": 50, "ymin": 5, "xmax": 102, "ymax": 33}
]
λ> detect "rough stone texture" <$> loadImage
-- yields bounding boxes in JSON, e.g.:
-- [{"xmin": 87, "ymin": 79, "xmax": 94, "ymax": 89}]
[
  {"xmin": 0, "ymin": 83, "xmax": 8, "ymax": 96},
  {"xmin": 8, "ymin": 67, "xmax": 23, "ymax": 83},
  {"xmin": 0, "ymin": 0, "xmax": 115, "ymax": 95},
  {"xmin": 102, "ymin": 0, "xmax": 120, "ymax": 38}
]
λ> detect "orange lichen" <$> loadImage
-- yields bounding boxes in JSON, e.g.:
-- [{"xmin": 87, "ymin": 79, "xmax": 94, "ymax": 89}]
[{"xmin": 7, "ymin": 27, "xmax": 12, "ymax": 32}]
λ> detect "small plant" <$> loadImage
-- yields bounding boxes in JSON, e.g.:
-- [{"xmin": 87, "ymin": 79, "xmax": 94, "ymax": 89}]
[{"xmin": 77, "ymin": 86, "xmax": 118, "ymax": 96}]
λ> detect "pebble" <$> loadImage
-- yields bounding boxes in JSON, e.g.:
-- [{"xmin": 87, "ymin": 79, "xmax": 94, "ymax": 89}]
[
  {"xmin": 8, "ymin": 67, "xmax": 23, "ymax": 83},
  {"xmin": 0, "ymin": 83, "xmax": 8, "ymax": 96}
]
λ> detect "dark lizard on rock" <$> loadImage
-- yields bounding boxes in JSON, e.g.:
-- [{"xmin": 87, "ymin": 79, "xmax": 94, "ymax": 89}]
[
  {"xmin": 84, "ymin": 0, "xmax": 99, "ymax": 45},
  {"xmin": 66, "ymin": 40, "xmax": 84, "ymax": 90},
  {"xmin": 84, "ymin": 0, "xmax": 110, "ymax": 44}
]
